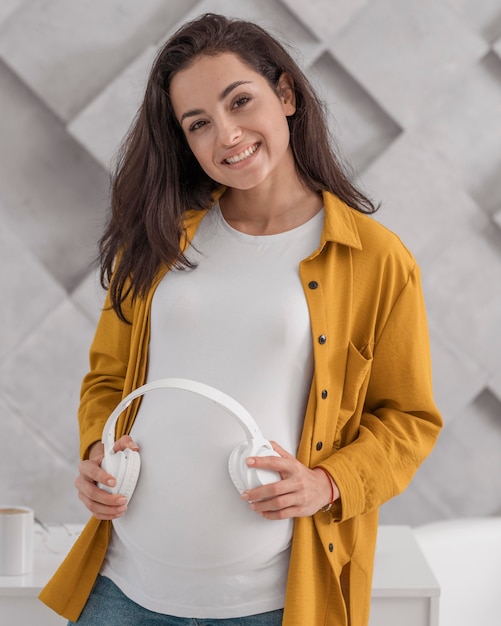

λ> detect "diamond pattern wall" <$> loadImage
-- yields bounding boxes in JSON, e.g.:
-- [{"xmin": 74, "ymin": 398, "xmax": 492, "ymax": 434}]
[{"xmin": 0, "ymin": 0, "xmax": 500, "ymax": 526}]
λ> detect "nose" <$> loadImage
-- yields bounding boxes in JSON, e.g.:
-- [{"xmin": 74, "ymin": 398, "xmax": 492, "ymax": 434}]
[{"xmin": 216, "ymin": 115, "xmax": 242, "ymax": 147}]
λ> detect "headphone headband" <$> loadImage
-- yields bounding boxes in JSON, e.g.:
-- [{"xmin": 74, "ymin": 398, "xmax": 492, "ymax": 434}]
[
  {"xmin": 99, "ymin": 377, "xmax": 281, "ymax": 501},
  {"xmin": 101, "ymin": 378, "xmax": 263, "ymax": 455}
]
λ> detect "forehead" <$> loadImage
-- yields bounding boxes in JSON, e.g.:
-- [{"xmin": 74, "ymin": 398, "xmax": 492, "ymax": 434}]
[
  {"xmin": 175, "ymin": 51, "xmax": 257, "ymax": 82},
  {"xmin": 170, "ymin": 52, "xmax": 265, "ymax": 107}
]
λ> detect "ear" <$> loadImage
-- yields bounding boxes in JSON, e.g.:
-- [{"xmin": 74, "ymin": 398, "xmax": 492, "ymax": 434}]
[{"xmin": 277, "ymin": 73, "xmax": 296, "ymax": 116}]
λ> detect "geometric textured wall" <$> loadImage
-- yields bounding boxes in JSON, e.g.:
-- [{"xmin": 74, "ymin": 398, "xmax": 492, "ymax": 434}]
[{"xmin": 1, "ymin": 0, "xmax": 500, "ymax": 526}]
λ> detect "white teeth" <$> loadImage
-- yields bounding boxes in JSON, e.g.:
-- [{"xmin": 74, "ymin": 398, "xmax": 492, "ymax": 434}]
[{"xmin": 225, "ymin": 144, "xmax": 258, "ymax": 164}]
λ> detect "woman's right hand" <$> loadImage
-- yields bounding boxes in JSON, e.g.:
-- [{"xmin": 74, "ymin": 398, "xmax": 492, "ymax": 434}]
[{"xmin": 75, "ymin": 436, "xmax": 139, "ymax": 520}]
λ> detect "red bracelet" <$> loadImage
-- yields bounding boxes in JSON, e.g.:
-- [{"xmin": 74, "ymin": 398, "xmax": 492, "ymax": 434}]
[{"xmin": 317, "ymin": 467, "xmax": 334, "ymax": 511}]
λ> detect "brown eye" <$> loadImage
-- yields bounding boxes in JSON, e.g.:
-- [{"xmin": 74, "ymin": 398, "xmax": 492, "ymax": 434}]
[
  {"xmin": 189, "ymin": 119, "xmax": 208, "ymax": 132},
  {"xmin": 233, "ymin": 96, "xmax": 250, "ymax": 109}
]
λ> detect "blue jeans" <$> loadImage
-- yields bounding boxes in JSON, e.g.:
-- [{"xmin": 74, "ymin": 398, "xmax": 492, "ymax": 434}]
[{"xmin": 68, "ymin": 575, "xmax": 284, "ymax": 625}]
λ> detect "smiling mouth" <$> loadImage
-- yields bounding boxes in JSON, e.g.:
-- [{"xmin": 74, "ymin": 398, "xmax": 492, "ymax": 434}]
[{"xmin": 223, "ymin": 143, "xmax": 259, "ymax": 165}]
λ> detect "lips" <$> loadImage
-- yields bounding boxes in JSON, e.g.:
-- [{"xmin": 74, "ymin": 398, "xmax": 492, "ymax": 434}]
[{"xmin": 223, "ymin": 143, "xmax": 259, "ymax": 165}]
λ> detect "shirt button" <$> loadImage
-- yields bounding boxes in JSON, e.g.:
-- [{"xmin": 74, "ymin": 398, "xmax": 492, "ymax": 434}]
[
  {"xmin": 316, "ymin": 441, "xmax": 323, "ymax": 451},
  {"xmin": 328, "ymin": 543, "xmax": 334, "ymax": 553},
  {"xmin": 318, "ymin": 335, "xmax": 327, "ymax": 344},
  {"xmin": 308, "ymin": 281, "xmax": 318, "ymax": 289},
  {"xmin": 321, "ymin": 390, "xmax": 328, "ymax": 399}
]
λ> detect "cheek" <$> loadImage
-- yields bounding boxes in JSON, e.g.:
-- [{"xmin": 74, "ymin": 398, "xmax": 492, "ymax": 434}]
[
  {"xmin": 186, "ymin": 136, "xmax": 211, "ymax": 167},
  {"xmin": 185, "ymin": 138, "xmax": 222, "ymax": 180},
  {"xmin": 266, "ymin": 114, "xmax": 291, "ymax": 153}
]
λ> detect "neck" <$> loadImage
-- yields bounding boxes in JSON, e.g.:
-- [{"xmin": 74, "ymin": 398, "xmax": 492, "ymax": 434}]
[{"xmin": 219, "ymin": 178, "xmax": 323, "ymax": 236}]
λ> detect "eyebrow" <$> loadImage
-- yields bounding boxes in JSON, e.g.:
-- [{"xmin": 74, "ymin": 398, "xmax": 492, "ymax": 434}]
[{"xmin": 179, "ymin": 80, "xmax": 253, "ymax": 124}]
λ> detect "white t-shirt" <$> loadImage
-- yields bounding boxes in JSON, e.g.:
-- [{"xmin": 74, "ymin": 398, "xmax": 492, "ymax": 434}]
[{"xmin": 101, "ymin": 204, "xmax": 324, "ymax": 618}]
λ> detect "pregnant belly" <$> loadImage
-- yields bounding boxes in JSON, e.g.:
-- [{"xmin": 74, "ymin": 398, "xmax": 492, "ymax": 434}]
[{"xmin": 112, "ymin": 392, "xmax": 292, "ymax": 570}]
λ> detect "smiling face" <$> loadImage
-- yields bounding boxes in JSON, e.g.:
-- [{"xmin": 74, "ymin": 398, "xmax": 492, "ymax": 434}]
[{"xmin": 170, "ymin": 52, "xmax": 297, "ymax": 194}]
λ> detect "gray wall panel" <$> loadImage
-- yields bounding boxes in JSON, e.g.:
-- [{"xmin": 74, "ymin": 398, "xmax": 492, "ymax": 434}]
[{"xmin": 0, "ymin": 0, "xmax": 499, "ymax": 527}]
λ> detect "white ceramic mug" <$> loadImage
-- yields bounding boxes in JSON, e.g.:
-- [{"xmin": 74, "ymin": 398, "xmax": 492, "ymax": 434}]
[{"xmin": 0, "ymin": 506, "xmax": 34, "ymax": 575}]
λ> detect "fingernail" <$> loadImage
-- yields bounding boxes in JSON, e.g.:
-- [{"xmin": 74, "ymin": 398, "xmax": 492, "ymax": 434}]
[
  {"xmin": 117, "ymin": 497, "xmax": 127, "ymax": 505},
  {"xmin": 241, "ymin": 492, "xmax": 249, "ymax": 501},
  {"xmin": 107, "ymin": 478, "xmax": 116, "ymax": 487},
  {"xmin": 246, "ymin": 458, "xmax": 256, "ymax": 466}
]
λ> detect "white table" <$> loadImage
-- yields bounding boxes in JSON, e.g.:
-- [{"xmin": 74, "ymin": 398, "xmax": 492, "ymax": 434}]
[
  {"xmin": 0, "ymin": 524, "xmax": 439, "ymax": 625},
  {"xmin": 370, "ymin": 525, "xmax": 440, "ymax": 626},
  {"xmin": 0, "ymin": 523, "xmax": 82, "ymax": 625}
]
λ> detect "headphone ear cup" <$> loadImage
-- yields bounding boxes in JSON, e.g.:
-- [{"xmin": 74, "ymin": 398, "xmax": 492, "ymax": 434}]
[
  {"xmin": 99, "ymin": 449, "xmax": 141, "ymax": 503},
  {"xmin": 228, "ymin": 439, "xmax": 281, "ymax": 493},
  {"xmin": 228, "ymin": 441, "xmax": 252, "ymax": 494}
]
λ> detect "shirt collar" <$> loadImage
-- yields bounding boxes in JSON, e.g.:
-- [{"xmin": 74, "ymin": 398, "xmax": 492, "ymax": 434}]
[{"xmin": 321, "ymin": 191, "xmax": 363, "ymax": 250}]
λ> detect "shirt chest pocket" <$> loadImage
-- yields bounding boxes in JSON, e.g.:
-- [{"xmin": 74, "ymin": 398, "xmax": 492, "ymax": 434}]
[{"xmin": 334, "ymin": 341, "xmax": 373, "ymax": 448}]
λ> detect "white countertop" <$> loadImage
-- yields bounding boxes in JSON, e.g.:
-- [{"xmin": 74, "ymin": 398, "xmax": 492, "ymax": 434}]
[
  {"xmin": 0, "ymin": 523, "xmax": 82, "ymax": 597},
  {"xmin": 372, "ymin": 525, "xmax": 440, "ymax": 598}
]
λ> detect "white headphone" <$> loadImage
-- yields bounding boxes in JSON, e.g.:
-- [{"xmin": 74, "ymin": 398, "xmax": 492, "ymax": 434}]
[{"xmin": 98, "ymin": 378, "xmax": 281, "ymax": 502}]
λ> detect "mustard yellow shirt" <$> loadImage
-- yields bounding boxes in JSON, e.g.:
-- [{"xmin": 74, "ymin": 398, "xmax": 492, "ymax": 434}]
[{"xmin": 39, "ymin": 192, "xmax": 442, "ymax": 626}]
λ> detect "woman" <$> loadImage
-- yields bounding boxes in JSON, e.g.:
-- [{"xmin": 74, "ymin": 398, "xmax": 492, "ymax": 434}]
[{"xmin": 40, "ymin": 13, "xmax": 442, "ymax": 626}]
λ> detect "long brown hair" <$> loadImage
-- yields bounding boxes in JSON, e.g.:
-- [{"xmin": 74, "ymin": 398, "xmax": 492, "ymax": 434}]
[{"xmin": 100, "ymin": 13, "xmax": 377, "ymax": 320}]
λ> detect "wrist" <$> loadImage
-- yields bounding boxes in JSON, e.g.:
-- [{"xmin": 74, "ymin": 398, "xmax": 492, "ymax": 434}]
[
  {"xmin": 88, "ymin": 441, "xmax": 104, "ymax": 462},
  {"xmin": 315, "ymin": 466, "xmax": 339, "ymax": 512}
]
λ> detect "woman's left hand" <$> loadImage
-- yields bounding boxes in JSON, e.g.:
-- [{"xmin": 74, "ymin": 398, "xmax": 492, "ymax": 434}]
[{"xmin": 241, "ymin": 441, "xmax": 339, "ymax": 519}]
